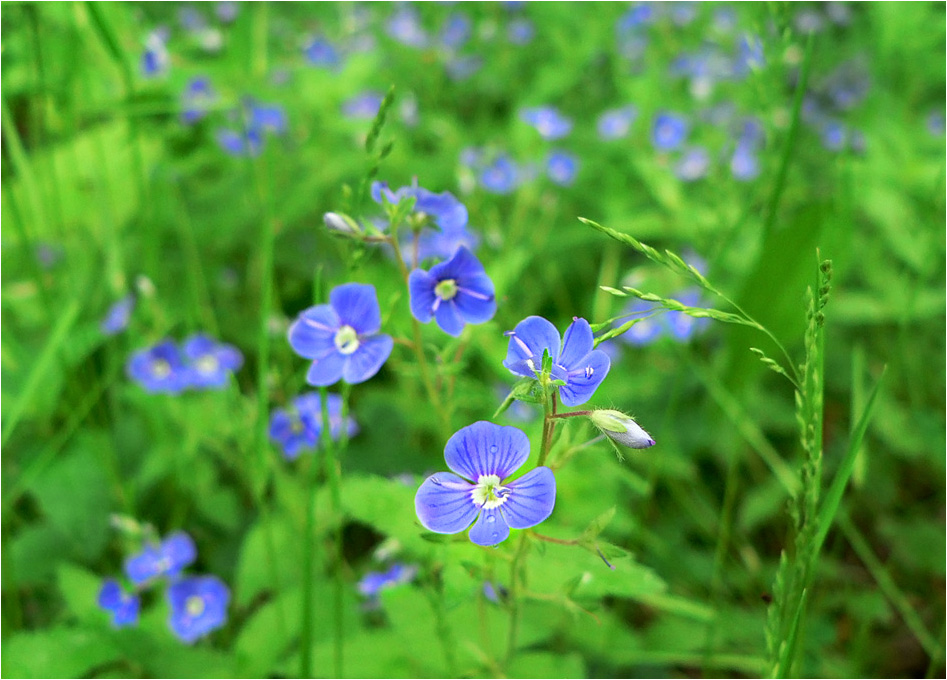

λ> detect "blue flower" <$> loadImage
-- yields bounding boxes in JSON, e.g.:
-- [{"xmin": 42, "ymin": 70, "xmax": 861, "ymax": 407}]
[
  {"xmin": 304, "ymin": 37, "xmax": 341, "ymax": 69},
  {"xmin": 446, "ymin": 55, "xmax": 483, "ymax": 81},
  {"xmin": 97, "ymin": 579, "xmax": 140, "ymax": 628},
  {"xmin": 371, "ymin": 181, "xmax": 469, "ymax": 233},
  {"xmin": 357, "ymin": 563, "xmax": 418, "ymax": 598},
  {"xmin": 127, "ymin": 341, "xmax": 190, "ymax": 394},
  {"xmin": 439, "ymin": 13, "xmax": 472, "ymax": 50},
  {"xmin": 546, "ymin": 151, "xmax": 578, "ymax": 186},
  {"xmin": 730, "ymin": 146, "xmax": 760, "ymax": 181},
  {"xmin": 414, "ymin": 221, "xmax": 480, "ymax": 266},
  {"xmin": 507, "ymin": 17, "xmax": 535, "ymax": 45},
  {"xmin": 387, "ymin": 6, "xmax": 429, "ymax": 48},
  {"xmin": 216, "ymin": 127, "xmax": 263, "ymax": 157},
  {"xmin": 674, "ymin": 146, "xmax": 710, "ymax": 181},
  {"xmin": 927, "ymin": 111, "xmax": 945, "ymax": 137},
  {"xmin": 101, "ymin": 295, "xmax": 135, "ymax": 336},
  {"xmin": 479, "ymin": 155, "xmax": 519, "ymax": 194},
  {"xmin": 288, "ymin": 283, "xmax": 394, "ymax": 386},
  {"xmin": 409, "ymin": 247, "xmax": 496, "ymax": 337},
  {"xmin": 415, "ymin": 422, "xmax": 556, "ymax": 546},
  {"xmin": 519, "ymin": 106, "xmax": 573, "ymax": 140},
  {"xmin": 216, "ymin": 1, "xmax": 238, "ymax": 23},
  {"xmin": 140, "ymin": 32, "xmax": 169, "ymax": 78},
  {"xmin": 820, "ymin": 120, "xmax": 847, "ymax": 152},
  {"xmin": 167, "ymin": 575, "xmax": 230, "ymax": 644},
  {"xmin": 620, "ymin": 300, "xmax": 665, "ymax": 346},
  {"xmin": 666, "ymin": 289, "xmax": 710, "ymax": 341},
  {"xmin": 182, "ymin": 334, "xmax": 243, "ymax": 389},
  {"xmin": 503, "ymin": 316, "xmax": 610, "ymax": 407},
  {"xmin": 125, "ymin": 531, "xmax": 197, "ymax": 585},
  {"xmin": 621, "ymin": 289, "xmax": 709, "ymax": 345},
  {"xmin": 652, "ymin": 113, "xmax": 688, "ymax": 151},
  {"xmin": 269, "ymin": 392, "xmax": 358, "ymax": 460},
  {"xmin": 597, "ymin": 105, "xmax": 638, "ymax": 140},
  {"xmin": 249, "ymin": 102, "xmax": 288, "ymax": 135},
  {"xmin": 180, "ymin": 77, "xmax": 215, "ymax": 125},
  {"xmin": 342, "ymin": 91, "xmax": 383, "ymax": 120}
]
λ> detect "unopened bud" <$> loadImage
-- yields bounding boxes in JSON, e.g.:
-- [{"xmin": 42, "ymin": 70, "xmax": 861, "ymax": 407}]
[
  {"xmin": 589, "ymin": 409, "xmax": 655, "ymax": 449},
  {"xmin": 323, "ymin": 212, "xmax": 362, "ymax": 237}
]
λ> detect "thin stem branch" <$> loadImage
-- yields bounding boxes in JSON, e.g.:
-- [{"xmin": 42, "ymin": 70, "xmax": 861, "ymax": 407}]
[{"xmin": 319, "ymin": 387, "xmax": 345, "ymax": 679}]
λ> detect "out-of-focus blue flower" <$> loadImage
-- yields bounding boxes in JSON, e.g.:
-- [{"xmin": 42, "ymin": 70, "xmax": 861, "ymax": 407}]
[
  {"xmin": 413, "ymin": 221, "xmax": 480, "ymax": 266},
  {"xmin": 652, "ymin": 113, "xmax": 688, "ymax": 151},
  {"xmin": 503, "ymin": 316, "xmax": 610, "ymax": 407},
  {"xmin": 141, "ymin": 32, "xmax": 169, "ymax": 78},
  {"xmin": 269, "ymin": 392, "xmax": 358, "ymax": 460},
  {"xmin": 249, "ymin": 102, "xmax": 288, "ymax": 135},
  {"xmin": 669, "ymin": 1, "xmax": 698, "ymax": 25},
  {"xmin": 794, "ymin": 8, "xmax": 825, "ymax": 34},
  {"xmin": 735, "ymin": 34, "xmax": 765, "ymax": 74},
  {"xmin": 288, "ymin": 283, "xmax": 394, "ymax": 386},
  {"xmin": 101, "ymin": 295, "xmax": 135, "ymax": 336},
  {"xmin": 127, "ymin": 341, "xmax": 191, "ymax": 394},
  {"xmin": 179, "ymin": 6, "xmax": 206, "ymax": 32},
  {"xmin": 216, "ymin": 127, "xmax": 263, "ymax": 157},
  {"xmin": 820, "ymin": 120, "xmax": 847, "ymax": 152},
  {"xmin": 483, "ymin": 580, "xmax": 508, "ymax": 603},
  {"xmin": 519, "ymin": 106, "xmax": 573, "ymax": 140},
  {"xmin": 596, "ymin": 339, "xmax": 623, "ymax": 365},
  {"xmin": 621, "ymin": 288, "xmax": 709, "ymax": 345},
  {"xmin": 825, "ymin": 2, "xmax": 852, "ymax": 25},
  {"xmin": 667, "ymin": 289, "xmax": 710, "ymax": 341},
  {"xmin": 409, "ymin": 247, "xmax": 496, "ymax": 337},
  {"xmin": 35, "ymin": 243, "xmax": 63, "ymax": 270},
  {"xmin": 713, "ymin": 6, "xmax": 737, "ymax": 34},
  {"xmin": 415, "ymin": 421, "xmax": 556, "ymax": 546},
  {"xmin": 167, "ymin": 575, "xmax": 230, "ymax": 644},
  {"xmin": 446, "ymin": 55, "xmax": 483, "ymax": 81},
  {"xmin": 125, "ymin": 532, "xmax": 197, "ymax": 585},
  {"xmin": 597, "ymin": 105, "xmax": 637, "ymax": 140},
  {"xmin": 621, "ymin": 299, "xmax": 664, "ymax": 346},
  {"xmin": 495, "ymin": 384, "xmax": 538, "ymax": 424},
  {"xmin": 730, "ymin": 145, "xmax": 760, "ymax": 181},
  {"xmin": 507, "ymin": 17, "xmax": 535, "ymax": 45},
  {"xmin": 617, "ymin": 3, "xmax": 654, "ymax": 32},
  {"xmin": 674, "ymin": 146, "xmax": 710, "ymax": 181},
  {"xmin": 357, "ymin": 563, "xmax": 418, "ymax": 598},
  {"xmin": 545, "ymin": 150, "xmax": 578, "ymax": 186},
  {"xmin": 387, "ymin": 6, "xmax": 428, "ymax": 48},
  {"xmin": 439, "ymin": 13, "xmax": 472, "ymax": 50},
  {"xmin": 98, "ymin": 579, "xmax": 140, "ymax": 628},
  {"xmin": 372, "ymin": 181, "xmax": 469, "ymax": 232},
  {"xmin": 479, "ymin": 155, "xmax": 519, "ymax": 194},
  {"xmin": 927, "ymin": 111, "xmax": 945, "ymax": 136},
  {"xmin": 180, "ymin": 77, "xmax": 215, "ymax": 125},
  {"xmin": 304, "ymin": 36, "xmax": 342, "ymax": 69},
  {"xmin": 216, "ymin": 1, "xmax": 238, "ymax": 23},
  {"xmin": 342, "ymin": 91, "xmax": 384, "ymax": 120},
  {"xmin": 181, "ymin": 334, "xmax": 243, "ymax": 389}
]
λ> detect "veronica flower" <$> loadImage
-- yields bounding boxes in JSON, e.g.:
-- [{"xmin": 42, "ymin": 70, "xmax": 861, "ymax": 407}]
[
  {"xmin": 371, "ymin": 181, "xmax": 469, "ymax": 232},
  {"xmin": 182, "ymin": 334, "xmax": 243, "ymax": 389},
  {"xmin": 414, "ymin": 221, "xmax": 480, "ymax": 265},
  {"xmin": 357, "ymin": 563, "xmax": 418, "ymax": 598},
  {"xmin": 180, "ymin": 77, "xmax": 215, "ymax": 125},
  {"xmin": 446, "ymin": 55, "xmax": 483, "ymax": 81},
  {"xmin": 730, "ymin": 145, "xmax": 760, "ymax": 181},
  {"xmin": 101, "ymin": 295, "xmax": 135, "ymax": 336},
  {"xmin": 620, "ymin": 299, "xmax": 664, "ymax": 346},
  {"xmin": 216, "ymin": 1, "xmax": 238, "ymax": 23},
  {"xmin": 479, "ymin": 155, "xmax": 519, "ymax": 194},
  {"xmin": 652, "ymin": 113, "xmax": 688, "ymax": 151},
  {"xmin": 288, "ymin": 283, "xmax": 394, "ymax": 386},
  {"xmin": 125, "ymin": 531, "xmax": 197, "ymax": 585},
  {"xmin": 519, "ymin": 106, "xmax": 573, "ymax": 140},
  {"xmin": 167, "ymin": 576, "xmax": 230, "ymax": 644},
  {"xmin": 141, "ymin": 32, "xmax": 169, "ymax": 78},
  {"xmin": 674, "ymin": 146, "xmax": 710, "ymax": 181},
  {"xmin": 97, "ymin": 579, "xmax": 140, "ymax": 628},
  {"xmin": 342, "ymin": 91, "xmax": 383, "ymax": 120},
  {"xmin": 304, "ymin": 37, "xmax": 341, "ymax": 69},
  {"xmin": 127, "ymin": 341, "xmax": 190, "ymax": 394},
  {"xmin": 439, "ymin": 13, "xmax": 472, "ymax": 50},
  {"xmin": 483, "ymin": 580, "xmax": 508, "ymax": 603},
  {"xmin": 269, "ymin": 392, "xmax": 358, "ymax": 460},
  {"xmin": 249, "ymin": 101, "xmax": 288, "ymax": 135},
  {"xmin": 503, "ymin": 316, "xmax": 610, "ymax": 407},
  {"xmin": 409, "ymin": 247, "xmax": 496, "ymax": 337},
  {"xmin": 216, "ymin": 128, "xmax": 262, "ymax": 157},
  {"xmin": 597, "ymin": 105, "xmax": 637, "ymax": 140},
  {"xmin": 928, "ymin": 111, "xmax": 945, "ymax": 137},
  {"xmin": 415, "ymin": 422, "xmax": 556, "ymax": 546},
  {"xmin": 546, "ymin": 151, "xmax": 578, "ymax": 186},
  {"xmin": 507, "ymin": 17, "xmax": 535, "ymax": 45},
  {"xmin": 589, "ymin": 410, "xmax": 655, "ymax": 449},
  {"xmin": 666, "ymin": 289, "xmax": 710, "ymax": 341},
  {"xmin": 820, "ymin": 120, "xmax": 847, "ymax": 152},
  {"xmin": 387, "ymin": 6, "xmax": 428, "ymax": 48}
]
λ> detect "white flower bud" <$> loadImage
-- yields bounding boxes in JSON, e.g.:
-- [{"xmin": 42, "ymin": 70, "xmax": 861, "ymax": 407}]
[
  {"xmin": 323, "ymin": 212, "xmax": 362, "ymax": 237},
  {"xmin": 589, "ymin": 409, "xmax": 655, "ymax": 449}
]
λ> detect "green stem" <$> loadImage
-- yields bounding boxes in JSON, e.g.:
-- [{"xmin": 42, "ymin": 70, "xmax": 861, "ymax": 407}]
[
  {"xmin": 504, "ymin": 532, "xmax": 530, "ymax": 668},
  {"xmin": 299, "ymin": 454, "xmax": 318, "ymax": 678},
  {"xmin": 320, "ymin": 387, "xmax": 344, "ymax": 679}
]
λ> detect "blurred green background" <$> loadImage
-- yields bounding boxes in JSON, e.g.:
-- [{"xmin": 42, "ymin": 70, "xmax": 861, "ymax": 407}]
[{"xmin": 2, "ymin": 1, "xmax": 944, "ymax": 678}]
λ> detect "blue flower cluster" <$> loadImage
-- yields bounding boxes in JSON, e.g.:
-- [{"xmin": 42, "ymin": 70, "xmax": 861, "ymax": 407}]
[
  {"xmin": 269, "ymin": 392, "xmax": 358, "ymax": 460},
  {"xmin": 126, "ymin": 334, "xmax": 243, "ymax": 394},
  {"xmin": 357, "ymin": 562, "xmax": 418, "ymax": 601},
  {"xmin": 98, "ymin": 531, "xmax": 230, "ymax": 644}
]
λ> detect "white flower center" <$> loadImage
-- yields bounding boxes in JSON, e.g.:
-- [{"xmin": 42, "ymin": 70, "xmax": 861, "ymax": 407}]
[
  {"xmin": 334, "ymin": 325, "xmax": 360, "ymax": 355},
  {"xmin": 471, "ymin": 474, "xmax": 510, "ymax": 510},
  {"xmin": 434, "ymin": 279, "xmax": 458, "ymax": 301},
  {"xmin": 185, "ymin": 595, "xmax": 205, "ymax": 617},
  {"xmin": 151, "ymin": 359, "xmax": 171, "ymax": 378},
  {"xmin": 195, "ymin": 355, "xmax": 219, "ymax": 374}
]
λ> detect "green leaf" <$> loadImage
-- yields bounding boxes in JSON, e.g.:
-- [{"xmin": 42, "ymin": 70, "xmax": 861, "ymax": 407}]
[{"xmin": 2, "ymin": 627, "xmax": 118, "ymax": 678}]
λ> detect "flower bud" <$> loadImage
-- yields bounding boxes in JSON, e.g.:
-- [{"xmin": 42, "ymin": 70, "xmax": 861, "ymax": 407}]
[
  {"xmin": 589, "ymin": 409, "xmax": 655, "ymax": 449},
  {"xmin": 323, "ymin": 211, "xmax": 362, "ymax": 237}
]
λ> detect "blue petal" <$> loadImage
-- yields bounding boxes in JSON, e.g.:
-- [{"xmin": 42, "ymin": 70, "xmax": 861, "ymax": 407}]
[
  {"xmin": 331, "ymin": 283, "xmax": 381, "ymax": 335},
  {"xmin": 182, "ymin": 333, "xmax": 215, "ymax": 358},
  {"xmin": 502, "ymin": 316, "xmax": 561, "ymax": 377},
  {"xmin": 435, "ymin": 300, "xmax": 465, "ymax": 337},
  {"xmin": 125, "ymin": 547, "xmax": 162, "ymax": 584},
  {"xmin": 162, "ymin": 532, "xmax": 197, "ymax": 573},
  {"xmin": 468, "ymin": 507, "xmax": 511, "ymax": 546},
  {"xmin": 454, "ymin": 283, "xmax": 496, "ymax": 325},
  {"xmin": 415, "ymin": 472, "xmax": 479, "ymax": 534},
  {"xmin": 215, "ymin": 345, "xmax": 244, "ymax": 371},
  {"xmin": 288, "ymin": 305, "xmax": 339, "ymax": 359},
  {"xmin": 98, "ymin": 579, "xmax": 123, "ymax": 610},
  {"xmin": 558, "ymin": 317, "xmax": 595, "ymax": 370},
  {"xmin": 342, "ymin": 334, "xmax": 393, "ymax": 384},
  {"xmin": 408, "ymin": 269, "xmax": 436, "ymax": 323},
  {"xmin": 501, "ymin": 467, "xmax": 556, "ymax": 529},
  {"xmin": 558, "ymin": 349, "xmax": 610, "ymax": 407},
  {"xmin": 429, "ymin": 246, "xmax": 483, "ymax": 282},
  {"xmin": 444, "ymin": 421, "xmax": 530, "ymax": 481},
  {"xmin": 306, "ymin": 351, "xmax": 346, "ymax": 386}
]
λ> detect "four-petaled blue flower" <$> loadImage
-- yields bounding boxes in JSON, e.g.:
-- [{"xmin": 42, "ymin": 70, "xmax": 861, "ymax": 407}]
[
  {"xmin": 652, "ymin": 112, "xmax": 689, "ymax": 151},
  {"xmin": 371, "ymin": 181, "xmax": 469, "ymax": 233},
  {"xmin": 357, "ymin": 563, "xmax": 418, "ymax": 598},
  {"xmin": 597, "ymin": 105, "xmax": 638, "ymax": 140},
  {"xmin": 519, "ymin": 106, "xmax": 573, "ymax": 140},
  {"xmin": 674, "ymin": 146, "xmax": 710, "ymax": 182},
  {"xmin": 342, "ymin": 91, "xmax": 383, "ymax": 120},
  {"xmin": 97, "ymin": 579, "xmax": 140, "ymax": 628},
  {"xmin": 127, "ymin": 340, "xmax": 190, "ymax": 394},
  {"xmin": 304, "ymin": 36, "xmax": 341, "ymax": 69},
  {"xmin": 409, "ymin": 247, "xmax": 496, "ymax": 337},
  {"xmin": 181, "ymin": 77, "xmax": 215, "ymax": 125},
  {"xmin": 479, "ymin": 155, "xmax": 520, "ymax": 194},
  {"xmin": 415, "ymin": 422, "xmax": 556, "ymax": 546},
  {"xmin": 167, "ymin": 575, "xmax": 230, "ymax": 644},
  {"xmin": 269, "ymin": 392, "xmax": 358, "ymax": 460},
  {"xmin": 182, "ymin": 334, "xmax": 244, "ymax": 389},
  {"xmin": 289, "ymin": 283, "xmax": 394, "ymax": 386},
  {"xmin": 545, "ymin": 151, "xmax": 578, "ymax": 186},
  {"xmin": 503, "ymin": 316, "xmax": 611, "ymax": 407},
  {"xmin": 101, "ymin": 294, "xmax": 135, "ymax": 336},
  {"xmin": 125, "ymin": 531, "xmax": 197, "ymax": 585}
]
